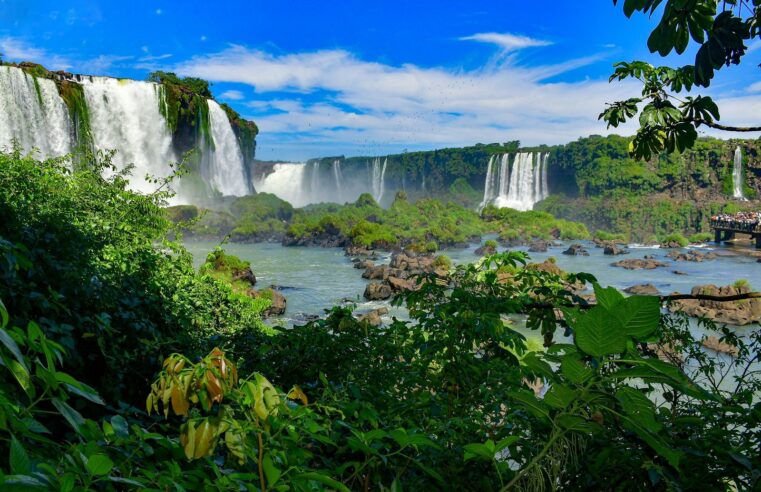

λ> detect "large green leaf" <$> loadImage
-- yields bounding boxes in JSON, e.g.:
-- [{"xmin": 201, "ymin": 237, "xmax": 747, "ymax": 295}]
[
  {"xmin": 610, "ymin": 357, "xmax": 713, "ymax": 400},
  {"xmin": 9, "ymin": 436, "xmax": 31, "ymax": 475},
  {"xmin": 593, "ymin": 283, "xmax": 624, "ymax": 310},
  {"xmin": 51, "ymin": 398, "xmax": 85, "ymax": 435},
  {"xmin": 560, "ymin": 353, "xmax": 594, "ymax": 384},
  {"xmin": 86, "ymin": 454, "xmax": 114, "ymax": 476},
  {"xmin": 616, "ymin": 387, "xmax": 661, "ymax": 433},
  {"xmin": 620, "ymin": 414, "xmax": 682, "ymax": 469},
  {"xmin": 544, "ymin": 384, "xmax": 577, "ymax": 410},
  {"xmin": 574, "ymin": 306, "xmax": 626, "ymax": 358},
  {"xmin": 613, "ymin": 295, "xmax": 661, "ymax": 339}
]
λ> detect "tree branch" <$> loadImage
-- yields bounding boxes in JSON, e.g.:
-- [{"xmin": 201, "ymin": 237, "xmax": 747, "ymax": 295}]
[
  {"xmin": 695, "ymin": 119, "xmax": 761, "ymax": 132},
  {"xmin": 525, "ymin": 292, "xmax": 761, "ymax": 310}
]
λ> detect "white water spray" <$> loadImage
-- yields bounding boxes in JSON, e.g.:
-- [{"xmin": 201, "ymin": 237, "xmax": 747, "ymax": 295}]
[
  {"xmin": 371, "ymin": 157, "xmax": 388, "ymax": 203},
  {"xmin": 332, "ymin": 160, "xmax": 344, "ymax": 202}
]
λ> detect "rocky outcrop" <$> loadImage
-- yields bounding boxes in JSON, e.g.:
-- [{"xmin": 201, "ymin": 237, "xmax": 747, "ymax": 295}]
[
  {"xmin": 613, "ymin": 258, "xmax": 668, "ymax": 270},
  {"xmin": 355, "ymin": 307, "xmax": 390, "ymax": 326},
  {"xmin": 562, "ymin": 244, "xmax": 589, "ymax": 256},
  {"xmin": 528, "ymin": 240, "xmax": 549, "ymax": 253},
  {"xmin": 666, "ymin": 250, "xmax": 716, "ymax": 262},
  {"xmin": 474, "ymin": 243, "xmax": 497, "ymax": 256},
  {"xmin": 249, "ymin": 287, "xmax": 287, "ymax": 317},
  {"xmin": 354, "ymin": 259, "xmax": 375, "ymax": 270},
  {"xmin": 364, "ymin": 282, "xmax": 393, "ymax": 300},
  {"xmin": 603, "ymin": 244, "xmax": 629, "ymax": 255},
  {"xmin": 624, "ymin": 284, "xmax": 660, "ymax": 295},
  {"xmin": 702, "ymin": 336, "xmax": 739, "ymax": 356},
  {"xmin": 668, "ymin": 284, "xmax": 761, "ymax": 326},
  {"xmin": 232, "ymin": 266, "xmax": 257, "ymax": 286}
]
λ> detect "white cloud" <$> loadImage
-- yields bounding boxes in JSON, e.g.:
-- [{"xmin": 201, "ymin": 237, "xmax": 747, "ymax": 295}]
[
  {"xmin": 138, "ymin": 53, "xmax": 172, "ymax": 62},
  {"xmin": 219, "ymin": 89, "xmax": 245, "ymax": 100},
  {"xmin": 748, "ymin": 81, "xmax": 761, "ymax": 93},
  {"xmin": 460, "ymin": 32, "xmax": 552, "ymax": 52},
  {"xmin": 0, "ymin": 36, "xmax": 71, "ymax": 70},
  {"xmin": 78, "ymin": 54, "xmax": 133, "ymax": 74}
]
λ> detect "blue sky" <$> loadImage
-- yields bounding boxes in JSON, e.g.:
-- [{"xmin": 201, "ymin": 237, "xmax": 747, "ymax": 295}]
[{"xmin": 1, "ymin": 0, "xmax": 760, "ymax": 160}]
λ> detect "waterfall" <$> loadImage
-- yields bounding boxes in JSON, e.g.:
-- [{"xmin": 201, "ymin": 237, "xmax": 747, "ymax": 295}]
[
  {"xmin": 482, "ymin": 152, "xmax": 549, "ymax": 211},
  {"xmin": 81, "ymin": 76, "xmax": 177, "ymax": 194},
  {"xmin": 310, "ymin": 161, "xmax": 321, "ymax": 193},
  {"xmin": 0, "ymin": 66, "xmax": 72, "ymax": 157},
  {"xmin": 371, "ymin": 157, "xmax": 388, "ymax": 203},
  {"xmin": 733, "ymin": 146, "xmax": 746, "ymax": 200},
  {"xmin": 332, "ymin": 159, "xmax": 344, "ymax": 202},
  {"xmin": 255, "ymin": 163, "xmax": 308, "ymax": 207},
  {"xmin": 203, "ymin": 100, "xmax": 250, "ymax": 196}
]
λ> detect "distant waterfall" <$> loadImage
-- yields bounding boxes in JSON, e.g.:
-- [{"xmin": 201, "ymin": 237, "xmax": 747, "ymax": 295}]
[
  {"xmin": 310, "ymin": 161, "xmax": 321, "ymax": 193},
  {"xmin": 480, "ymin": 152, "xmax": 549, "ymax": 211},
  {"xmin": 203, "ymin": 100, "xmax": 250, "ymax": 196},
  {"xmin": 255, "ymin": 163, "xmax": 309, "ymax": 206},
  {"xmin": 371, "ymin": 157, "xmax": 388, "ymax": 203},
  {"xmin": 0, "ymin": 66, "xmax": 72, "ymax": 156},
  {"xmin": 82, "ymin": 76, "xmax": 177, "ymax": 194},
  {"xmin": 733, "ymin": 146, "xmax": 746, "ymax": 200},
  {"xmin": 332, "ymin": 160, "xmax": 344, "ymax": 202}
]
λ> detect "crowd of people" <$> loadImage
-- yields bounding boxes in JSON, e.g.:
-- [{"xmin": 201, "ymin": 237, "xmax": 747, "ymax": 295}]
[{"xmin": 711, "ymin": 211, "xmax": 761, "ymax": 232}]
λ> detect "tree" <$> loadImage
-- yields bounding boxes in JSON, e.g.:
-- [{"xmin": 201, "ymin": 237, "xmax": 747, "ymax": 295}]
[{"xmin": 600, "ymin": 0, "xmax": 761, "ymax": 159}]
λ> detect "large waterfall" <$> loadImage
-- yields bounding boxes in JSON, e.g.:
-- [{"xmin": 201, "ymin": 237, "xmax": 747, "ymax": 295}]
[
  {"xmin": 0, "ymin": 66, "xmax": 72, "ymax": 157},
  {"xmin": 733, "ymin": 146, "xmax": 746, "ymax": 200},
  {"xmin": 0, "ymin": 65, "xmax": 254, "ymax": 198},
  {"xmin": 480, "ymin": 152, "xmax": 549, "ymax": 211},
  {"xmin": 203, "ymin": 100, "xmax": 251, "ymax": 196},
  {"xmin": 81, "ymin": 76, "xmax": 177, "ymax": 194}
]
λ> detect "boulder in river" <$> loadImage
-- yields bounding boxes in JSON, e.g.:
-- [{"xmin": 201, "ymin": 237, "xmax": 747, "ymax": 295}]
[
  {"xmin": 354, "ymin": 259, "xmax": 375, "ymax": 270},
  {"xmin": 624, "ymin": 284, "xmax": 660, "ymax": 295},
  {"xmin": 562, "ymin": 244, "xmax": 589, "ymax": 256},
  {"xmin": 612, "ymin": 258, "xmax": 668, "ymax": 270},
  {"xmin": 364, "ymin": 282, "xmax": 393, "ymax": 300},
  {"xmin": 528, "ymin": 240, "xmax": 549, "ymax": 253},
  {"xmin": 474, "ymin": 243, "xmax": 498, "ymax": 256},
  {"xmin": 666, "ymin": 250, "xmax": 716, "ymax": 262},
  {"xmin": 668, "ymin": 284, "xmax": 761, "ymax": 326},
  {"xmin": 603, "ymin": 244, "xmax": 629, "ymax": 256},
  {"xmin": 356, "ymin": 307, "xmax": 390, "ymax": 327},
  {"xmin": 672, "ymin": 270, "xmax": 688, "ymax": 275},
  {"xmin": 702, "ymin": 336, "xmax": 739, "ymax": 356},
  {"xmin": 249, "ymin": 288, "xmax": 287, "ymax": 317}
]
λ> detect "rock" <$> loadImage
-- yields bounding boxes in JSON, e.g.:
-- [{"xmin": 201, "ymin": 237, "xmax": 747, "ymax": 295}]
[
  {"xmin": 363, "ymin": 265, "xmax": 389, "ymax": 280},
  {"xmin": 603, "ymin": 244, "xmax": 629, "ymax": 255},
  {"xmin": 668, "ymin": 284, "xmax": 761, "ymax": 326},
  {"xmin": 525, "ymin": 260, "xmax": 563, "ymax": 276},
  {"xmin": 232, "ymin": 266, "xmax": 256, "ymax": 286},
  {"xmin": 666, "ymin": 250, "xmax": 716, "ymax": 262},
  {"xmin": 672, "ymin": 270, "xmax": 688, "ymax": 275},
  {"xmin": 249, "ymin": 288, "xmax": 287, "ymax": 317},
  {"xmin": 624, "ymin": 283, "xmax": 660, "ymax": 295},
  {"xmin": 354, "ymin": 259, "xmax": 375, "ymax": 269},
  {"xmin": 388, "ymin": 276, "xmax": 416, "ymax": 292},
  {"xmin": 528, "ymin": 240, "xmax": 549, "ymax": 253},
  {"xmin": 612, "ymin": 258, "xmax": 668, "ymax": 270},
  {"xmin": 364, "ymin": 282, "xmax": 392, "ymax": 300},
  {"xmin": 345, "ymin": 245, "xmax": 375, "ymax": 257},
  {"xmin": 474, "ymin": 243, "xmax": 497, "ymax": 256},
  {"xmin": 562, "ymin": 244, "xmax": 589, "ymax": 256},
  {"xmin": 661, "ymin": 240, "xmax": 683, "ymax": 248},
  {"xmin": 356, "ymin": 307, "xmax": 390, "ymax": 327},
  {"xmin": 644, "ymin": 255, "xmax": 656, "ymax": 260},
  {"xmin": 702, "ymin": 336, "xmax": 739, "ymax": 356}
]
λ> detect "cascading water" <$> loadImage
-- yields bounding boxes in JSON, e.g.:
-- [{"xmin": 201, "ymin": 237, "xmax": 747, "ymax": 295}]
[
  {"xmin": 733, "ymin": 146, "xmax": 746, "ymax": 200},
  {"xmin": 254, "ymin": 163, "xmax": 309, "ymax": 207},
  {"xmin": 333, "ymin": 160, "xmax": 344, "ymax": 202},
  {"xmin": 203, "ymin": 100, "xmax": 251, "ymax": 196},
  {"xmin": 371, "ymin": 157, "xmax": 388, "ymax": 203},
  {"xmin": 81, "ymin": 76, "xmax": 177, "ymax": 194},
  {"xmin": 0, "ymin": 66, "xmax": 72, "ymax": 156},
  {"xmin": 481, "ymin": 152, "xmax": 549, "ymax": 211}
]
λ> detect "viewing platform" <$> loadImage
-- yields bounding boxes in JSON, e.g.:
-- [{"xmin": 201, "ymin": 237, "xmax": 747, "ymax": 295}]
[{"xmin": 711, "ymin": 214, "xmax": 761, "ymax": 248}]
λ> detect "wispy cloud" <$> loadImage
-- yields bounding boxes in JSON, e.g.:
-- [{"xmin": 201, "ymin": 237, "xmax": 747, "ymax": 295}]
[
  {"xmin": 459, "ymin": 32, "xmax": 553, "ymax": 52},
  {"xmin": 219, "ymin": 89, "xmax": 245, "ymax": 100},
  {"xmin": 138, "ymin": 53, "xmax": 173, "ymax": 62},
  {"xmin": 78, "ymin": 54, "xmax": 133, "ymax": 74},
  {"xmin": 0, "ymin": 36, "xmax": 71, "ymax": 70}
]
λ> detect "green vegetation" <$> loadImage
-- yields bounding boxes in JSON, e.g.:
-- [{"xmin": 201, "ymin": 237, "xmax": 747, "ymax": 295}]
[
  {"xmin": 688, "ymin": 231, "xmax": 714, "ymax": 243},
  {"xmin": 1, "ymin": 148, "xmax": 760, "ymax": 489},
  {"xmin": 660, "ymin": 232, "xmax": 690, "ymax": 247},
  {"xmin": 482, "ymin": 205, "xmax": 590, "ymax": 243},
  {"xmin": 593, "ymin": 230, "xmax": 627, "ymax": 242}
]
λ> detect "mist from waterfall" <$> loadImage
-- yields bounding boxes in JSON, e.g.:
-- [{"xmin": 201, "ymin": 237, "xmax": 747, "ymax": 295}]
[
  {"xmin": 480, "ymin": 152, "xmax": 549, "ymax": 211},
  {"xmin": 371, "ymin": 157, "xmax": 388, "ymax": 203},
  {"xmin": 203, "ymin": 100, "xmax": 251, "ymax": 196},
  {"xmin": 0, "ymin": 66, "xmax": 72, "ymax": 157},
  {"xmin": 332, "ymin": 160, "xmax": 345, "ymax": 202},
  {"xmin": 733, "ymin": 146, "xmax": 746, "ymax": 200}
]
